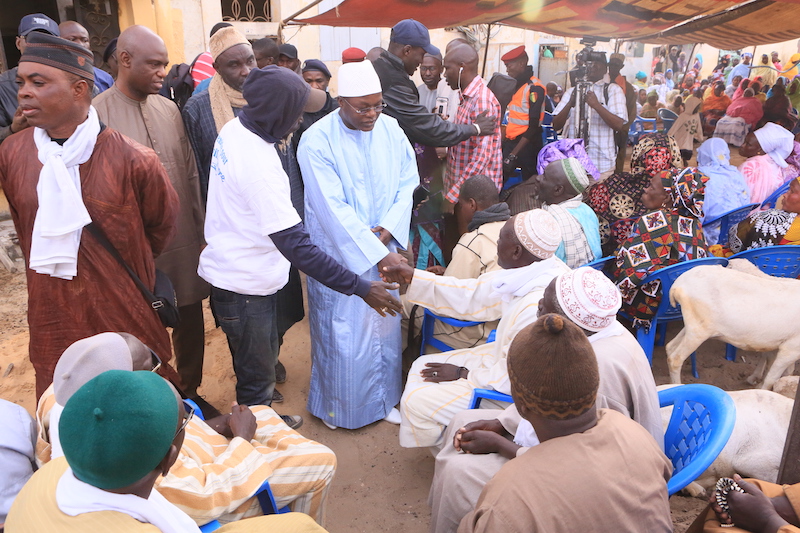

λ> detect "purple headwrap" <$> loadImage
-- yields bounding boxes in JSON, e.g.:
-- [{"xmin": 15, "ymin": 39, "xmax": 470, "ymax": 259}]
[{"xmin": 536, "ymin": 139, "xmax": 600, "ymax": 181}]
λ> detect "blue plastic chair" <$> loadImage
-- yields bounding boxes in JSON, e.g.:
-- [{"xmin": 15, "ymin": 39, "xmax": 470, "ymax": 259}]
[
  {"xmin": 420, "ymin": 308, "xmax": 486, "ymax": 355},
  {"xmin": 583, "ymin": 255, "xmax": 615, "ymax": 272},
  {"xmin": 629, "ymin": 116, "xmax": 657, "ymax": 145},
  {"xmin": 184, "ymin": 400, "xmax": 290, "ymax": 532},
  {"xmin": 702, "ymin": 203, "xmax": 759, "ymax": 246},
  {"xmin": 469, "ymin": 384, "xmax": 736, "ymax": 498},
  {"xmin": 633, "ymin": 257, "xmax": 729, "ymax": 377},
  {"xmin": 658, "ymin": 108, "xmax": 678, "ymax": 133},
  {"xmin": 469, "ymin": 388, "xmax": 513, "ymax": 409},
  {"xmin": 723, "ymin": 245, "xmax": 800, "ymax": 361},
  {"xmin": 661, "ymin": 384, "xmax": 736, "ymax": 496},
  {"xmin": 762, "ymin": 181, "xmax": 792, "ymax": 209},
  {"xmin": 541, "ymin": 111, "xmax": 558, "ymax": 146}
]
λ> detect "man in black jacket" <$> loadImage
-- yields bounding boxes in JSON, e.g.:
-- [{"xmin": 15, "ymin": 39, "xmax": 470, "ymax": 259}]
[{"xmin": 371, "ymin": 19, "xmax": 496, "ymax": 149}]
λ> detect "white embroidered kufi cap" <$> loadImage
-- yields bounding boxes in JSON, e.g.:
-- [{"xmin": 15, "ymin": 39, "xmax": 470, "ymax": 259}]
[
  {"xmin": 555, "ymin": 267, "xmax": 622, "ymax": 332},
  {"xmin": 513, "ymin": 209, "xmax": 561, "ymax": 260},
  {"xmin": 338, "ymin": 60, "xmax": 382, "ymax": 98}
]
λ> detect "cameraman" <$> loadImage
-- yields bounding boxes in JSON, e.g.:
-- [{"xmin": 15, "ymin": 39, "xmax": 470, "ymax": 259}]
[{"xmin": 552, "ymin": 51, "xmax": 627, "ymax": 181}]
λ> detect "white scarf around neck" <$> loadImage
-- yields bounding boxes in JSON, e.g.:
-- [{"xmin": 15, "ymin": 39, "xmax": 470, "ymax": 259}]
[
  {"xmin": 490, "ymin": 256, "xmax": 569, "ymax": 303},
  {"xmin": 29, "ymin": 106, "xmax": 100, "ymax": 280},
  {"xmin": 57, "ymin": 467, "xmax": 200, "ymax": 533}
]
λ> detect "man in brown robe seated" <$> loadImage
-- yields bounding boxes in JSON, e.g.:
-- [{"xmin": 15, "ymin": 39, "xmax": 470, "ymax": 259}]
[
  {"xmin": 458, "ymin": 313, "xmax": 673, "ymax": 533},
  {"xmin": 0, "ymin": 32, "xmax": 179, "ymax": 397},
  {"xmin": 93, "ymin": 25, "xmax": 210, "ymax": 409}
]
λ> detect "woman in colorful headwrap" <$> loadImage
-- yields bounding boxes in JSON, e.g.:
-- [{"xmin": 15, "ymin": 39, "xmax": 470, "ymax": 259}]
[
  {"xmin": 613, "ymin": 168, "xmax": 709, "ymax": 329},
  {"xmin": 732, "ymin": 77, "xmax": 751, "ymax": 101},
  {"xmin": 739, "ymin": 122, "xmax": 795, "ymax": 203},
  {"xmin": 701, "ymin": 81, "xmax": 732, "ymax": 137},
  {"xmin": 634, "ymin": 71, "xmax": 648, "ymax": 89},
  {"xmin": 714, "ymin": 88, "xmax": 764, "ymax": 147},
  {"xmin": 696, "ymin": 138, "xmax": 751, "ymax": 245},
  {"xmin": 586, "ymin": 132, "xmax": 683, "ymax": 256},
  {"xmin": 730, "ymin": 177, "xmax": 800, "ymax": 253},
  {"xmin": 785, "ymin": 53, "xmax": 800, "ymax": 80},
  {"xmin": 760, "ymin": 80, "xmax": 798, "ymax": 131}
]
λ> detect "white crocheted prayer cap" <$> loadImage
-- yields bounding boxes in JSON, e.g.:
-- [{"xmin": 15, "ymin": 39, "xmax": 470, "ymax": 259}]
[
  {"xmin": 513, "ymin": 209, "xmax": 561, "ymax": 260},
  {"xmin": 338, "ymin": 60, "xmax": 382, "ymax": 97},
  {"xmin": 555, "ymin": 267, "xmax": 622, "ymax": 332}
]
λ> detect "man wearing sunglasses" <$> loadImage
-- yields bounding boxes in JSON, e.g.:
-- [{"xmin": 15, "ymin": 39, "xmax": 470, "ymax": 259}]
[
  {"xmin": 32, "ymin": 332, "xmax": 338, "ymax": 527},
  {"xmin": 297, "ymin": 59, "xmax": 418, "ymax": 430}
]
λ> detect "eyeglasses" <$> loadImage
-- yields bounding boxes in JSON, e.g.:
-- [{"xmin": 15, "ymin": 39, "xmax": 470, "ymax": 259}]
[
  {"xmin": 176, "ymin": 402, "xmax": 194, "ymax": 438},
  {"xmin": 149, "ymin": 349, "xmax": 162, "ymax": 373},
  {"xmin": 342, "ymin": 98, "xmax": 387, "ymax": 115}
]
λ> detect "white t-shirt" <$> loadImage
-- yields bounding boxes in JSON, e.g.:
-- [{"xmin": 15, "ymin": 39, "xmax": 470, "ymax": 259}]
[{"xmin": 198, "ymin": 118, "xmax": 301, "ymax": 296}]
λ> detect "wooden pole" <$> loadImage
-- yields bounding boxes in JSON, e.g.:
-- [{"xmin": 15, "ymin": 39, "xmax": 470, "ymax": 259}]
[
  {"xmin": 777, "ymin": 394, "xmax": 800, "ymax": 484},
  {"xmin": 281, "ymin": 0, "xmax": 328, "ymax": 26},
  {"xmin": 481, "ymin": 23, "xmax": 492, "ymax": 79}
]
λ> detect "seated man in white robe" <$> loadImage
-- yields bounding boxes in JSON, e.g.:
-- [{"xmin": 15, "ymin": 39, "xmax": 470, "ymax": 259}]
[
  {"xmin": 384, "ymin": 209, "xmax": 569, "ymax": 449},
  {"xmin": 403, "ymin": 174, "xmax": 511, "ymax": 351},
  {"xmin": 428, "ymin": 267, "xmax": 662, "ymax": 533},
  {"xmin": 535, "ymin": 157, "xmax": 602, "ymax": 267}
]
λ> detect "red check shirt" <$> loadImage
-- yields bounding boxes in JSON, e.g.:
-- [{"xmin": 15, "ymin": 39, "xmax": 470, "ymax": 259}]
[{"xmin": 444, "ymin": 76, "xmax": 502, "ymax": 203}]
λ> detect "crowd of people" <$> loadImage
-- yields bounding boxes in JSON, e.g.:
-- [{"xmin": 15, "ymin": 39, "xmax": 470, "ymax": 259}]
[{"xmin": 1, "ymin": 11, "xmax": 799, "ymax": 533}]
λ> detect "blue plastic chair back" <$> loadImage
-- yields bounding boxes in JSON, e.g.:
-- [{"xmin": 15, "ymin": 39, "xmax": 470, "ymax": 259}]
[
  {"xmin": 199, "ymin": 520, "xmax": 222, "ymax": 532},
  {"xmin": 541, "ymin": 111, "xmax": 558, "ymax": 145},
  {"xmin": 729, "ymin": 245, "xmax": 800, "ymax": 278},
  {"xmin": 629, "ymin": 116, "xmax": 657, "ymax": 144},
  {"xmin": 703, "ymin": 203, "xmax": 759, "ymax": 246},
  {"xmin": 468, "ymin": 388, "xmax": 514, "ymax": 409},
  {"xmin": 420, "ymin": 308, "xmax": 486, "ymax": 355},
  {"xmin": 762, "ymin": 181, "xmax": 792, "ymax": 209},
  {"xmin": 658, "ymin": 108, "xmax": 678, "ymax": 133},
  {"xmin": 183, "ymin": 398, "xmax": 204, "ymax": 420},
  {"xmin": 660, "ymin": 384, "xmax": 736, "ymax": 496},
  {"xmin": 502, "ymin": 168, "xmax": 523, "ymax": 191},
  {"xmin": 582, "ymin": 255, "xmax": 615, "ymax": 272}
]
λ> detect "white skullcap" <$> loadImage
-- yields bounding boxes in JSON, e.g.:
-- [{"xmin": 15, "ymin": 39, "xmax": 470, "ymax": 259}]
[
  {"xmin": 338, "ymin": 60, "xmax": 382, "ymax": 98},
  {"xmin": 513, "ymin": 209, "xmax": 562, "ymax": 260},
  {"xmin": 754, "ymin": 122, "xmax": 794, "ymax": 168},
  {"xmin": 560, "ymin": 157, "xmax": 591, "ymax": 193},
  {"xmin": 555, "ymin": 267, "xmax": 622, "ymax": 332}
]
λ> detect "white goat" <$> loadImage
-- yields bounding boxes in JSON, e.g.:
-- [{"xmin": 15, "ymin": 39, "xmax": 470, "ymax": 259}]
[
  {"xmin": 666, "ymin": 260, "xmax": 800, "ymax": 389},
  {"xmin": 660, "ymin": 388, "xmax": 792, "ymax": 497}
]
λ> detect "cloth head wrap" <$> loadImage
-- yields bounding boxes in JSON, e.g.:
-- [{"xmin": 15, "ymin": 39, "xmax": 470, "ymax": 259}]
[
  {"xmin": 536, "ymin": 138, "xmax": 599, "ymax": 180},
  {"xmin": 647, "ymin": 89, "xmax": 658, "ymax": 99},
  {"xmin": 210, "ymin": 26, "xmax": 251, "ymax": 61},
  {"xmin": 240, "ymin": 66, "xmax": 325, "ymax": 144},
  {"xmin": 508, "ymin": 314, "xmax": 599, "ymax": 420},
  {"xmin": 53, "ymin": 333, "xmax": 133, "ymax": 406},
  {"xmin": 555, "ymin": 267, "xmax": 621, "ymax": 332},
  {"xmin": 20, "ymin": 32, "xmax": 94, "ymax": 81},
  {"xmin": 338, "ymin": 60, "xmax": 382, "ymax": 97},
  {"xmin": 60, "ymin": 370, "xmax": 179, "ymax": 490},
  {"xmin": 659, "ymin": 167, "xmax": 708, "ymax": 218},
  {"xmin": 560, "ymin": 157, "xmax": 590, "ymax": 194},
  {"xmin": 631, "ymin": 132, "xmax": 683, "ymax": 177},
  {"xmin": 635, "ymin": 71, "xmax": 647, "ymax": 80},
  {"xmin": 754, "ymin": 122, "xmax": 795, "ymax": 168},
  {"xmin": 513, "ymin": 209, "xmax": 561, "ymax": 260}
]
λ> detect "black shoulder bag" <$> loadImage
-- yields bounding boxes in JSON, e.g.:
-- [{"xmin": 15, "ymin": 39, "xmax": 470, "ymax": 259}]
[{"xmin": 86, "ymin": 223, "xmax": 181, "ymax": 328}]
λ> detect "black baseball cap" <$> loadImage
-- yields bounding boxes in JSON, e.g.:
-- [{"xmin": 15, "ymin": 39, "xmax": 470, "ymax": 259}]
[
  {"xmin": 279, "ymin": 43, "xmax": 298, "ymax": 59},
  {"xmin": 390, "ymin": 19, "xmax": 439, "ymax": 56},
  {"xmin": 19, "ymin": 13, "xmax": 59, "ymax": 37}
]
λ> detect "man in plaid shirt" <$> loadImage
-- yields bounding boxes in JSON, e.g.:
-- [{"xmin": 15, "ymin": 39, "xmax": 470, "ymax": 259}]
[
  {"xmin": 553, "ymin": 53, "xmax": 627, "ymax": 180},
  {"xmin": 443, "ymin": 44, "xmax": 502, "ymax": 207}
]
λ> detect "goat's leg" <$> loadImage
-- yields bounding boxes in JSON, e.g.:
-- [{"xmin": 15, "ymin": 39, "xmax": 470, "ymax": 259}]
[{"xmin": 666, "ymin": 327, "xmax": 705, "ymax": 384}]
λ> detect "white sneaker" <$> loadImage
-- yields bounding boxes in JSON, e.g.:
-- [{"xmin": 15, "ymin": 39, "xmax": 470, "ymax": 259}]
[
  {"xmin": 322, "ymin": 419, "xmax": 338, "ymax": 430},
  {"xmin": 383, "ymin": 407, "xmax": 402, "ymax": 425}
]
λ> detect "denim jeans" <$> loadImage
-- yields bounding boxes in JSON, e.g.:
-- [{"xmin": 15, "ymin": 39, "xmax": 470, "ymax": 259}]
[{"xmin": 210, "ymin": 286, "xmax": 278, "ymax": 406}]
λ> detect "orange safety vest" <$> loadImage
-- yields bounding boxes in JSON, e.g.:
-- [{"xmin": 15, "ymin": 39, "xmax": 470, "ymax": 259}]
[{"xmin": 505, "ymin": 75, "xmax": 547, "ymax": 141}]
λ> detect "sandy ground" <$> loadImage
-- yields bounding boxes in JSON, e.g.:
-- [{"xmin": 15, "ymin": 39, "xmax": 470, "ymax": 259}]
[{"xmin": 0, "ymin": 145, "xmax": 766, "ymax": 532}]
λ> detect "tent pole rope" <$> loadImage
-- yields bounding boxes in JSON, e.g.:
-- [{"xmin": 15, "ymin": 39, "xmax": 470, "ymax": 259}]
[
  {"xmin": 281, "ymin": 0, "xmax": 327, "ymax": 26},
  {"xmin": 481, "ymin": 23, "xmax": 492, "ymax": 78}
]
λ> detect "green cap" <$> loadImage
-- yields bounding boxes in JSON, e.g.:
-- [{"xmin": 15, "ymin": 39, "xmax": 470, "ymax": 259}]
[{"xmin": 59, "ymin": 370, "xmax": 179, "ymax": 490}]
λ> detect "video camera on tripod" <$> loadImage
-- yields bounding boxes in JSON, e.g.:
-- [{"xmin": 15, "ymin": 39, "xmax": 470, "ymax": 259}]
[{"xmin": 570, "ymin": 37, "xmax": 610, "ymax": 146}]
